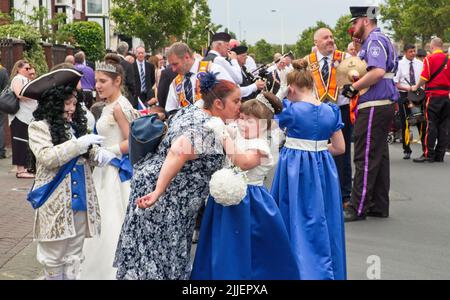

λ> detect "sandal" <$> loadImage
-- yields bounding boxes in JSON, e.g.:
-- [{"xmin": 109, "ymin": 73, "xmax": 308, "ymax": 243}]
[{"xmin": 16, "ymin": 171, "xmax": 35, "ymax": 179}]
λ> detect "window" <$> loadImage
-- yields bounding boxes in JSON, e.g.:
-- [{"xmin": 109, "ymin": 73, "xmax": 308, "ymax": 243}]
[{"xmin": 86, "ymin": 0, "xmax": 103, "ymax": 15}]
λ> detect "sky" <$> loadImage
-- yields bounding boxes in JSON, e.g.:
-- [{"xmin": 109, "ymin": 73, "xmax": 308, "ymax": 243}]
[{"xmin": 207, "ymin": 0, "xmax": 384, "ymax": 45}]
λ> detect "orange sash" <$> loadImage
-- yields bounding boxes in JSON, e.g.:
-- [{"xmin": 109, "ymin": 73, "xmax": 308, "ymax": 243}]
[
  {"xmin": 174, "ymin": 61, "xmax": 210, "ymax": 107},
  {"xmin": 308, "ymin": 50, "xmax": 344, "ymax": 102}
]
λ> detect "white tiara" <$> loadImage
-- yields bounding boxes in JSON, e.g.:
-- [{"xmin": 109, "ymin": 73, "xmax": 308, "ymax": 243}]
[
  {"xmin": 256, "ymin": 93, "xmax": 275, "ymax": 113},
  {"xmin": 95, "ymin": 61, "xmax": 118, "ymax": 73}
]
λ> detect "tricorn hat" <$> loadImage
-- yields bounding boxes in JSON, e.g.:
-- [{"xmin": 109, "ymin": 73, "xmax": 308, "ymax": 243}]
[
  {"xmin": 211, "ymin": 32, "xmax": 232, "ymax": 43},
  {"xmin": 350, "ymin": 6, "xmax": 380, "ymax": 22},
  {"xmin": 20, "ymin": 68, "xmax": 82, "ymax": 100},
  {"xmin": 230, "ymin": 45, "xmax": 248, "ymax": 55}
]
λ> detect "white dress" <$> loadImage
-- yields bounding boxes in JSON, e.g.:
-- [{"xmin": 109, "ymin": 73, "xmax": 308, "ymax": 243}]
[{"xmin": 81, "ymin": 95, "xmax": 139, "ymax": 280}]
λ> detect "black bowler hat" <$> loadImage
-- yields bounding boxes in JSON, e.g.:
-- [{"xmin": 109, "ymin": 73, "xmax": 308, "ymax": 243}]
[
  {"xmin": 20, "ymin": 68, "xmax": 82, "ymax": 100},
  {"xmin": 211, "ymin": 32, "xmax": 232, "ymax": 43},
  {"xmin": 231, "ymin": 45, "xmax": 248, "ymax": 55},
  {"xmin": 349, "ymin": 6, "xmax": 380, "ymax": 22}
]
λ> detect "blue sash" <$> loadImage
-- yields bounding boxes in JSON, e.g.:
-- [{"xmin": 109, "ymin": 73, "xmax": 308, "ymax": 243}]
[
  {"xmin": 27, "ymin": 157, "xmax": 79, "ymax": 209},
  {"xmin": 109, "ymin": 155, "xmax": 133, "ymax": 182}
]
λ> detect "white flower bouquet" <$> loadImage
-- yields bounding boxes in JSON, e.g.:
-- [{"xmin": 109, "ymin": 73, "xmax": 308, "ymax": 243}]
[{"xmin": 209, "ymin": 166, "xmax": 248, "ymax": 206}]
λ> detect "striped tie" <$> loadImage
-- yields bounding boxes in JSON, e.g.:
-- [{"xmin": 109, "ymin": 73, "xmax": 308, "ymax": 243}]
[
  {"xmin": 322, "ymin": 57, "xmax": 329, "ymax": 85},
  {"xmin": 184, "ymin": 72, "xmax": 193, "ymax": 103},
  {"xmin": 140, "ymin": 63, "xmax": 146, "ymax": 92},
  {"xmin": 409, "ymin": 61, "xmax": 416, "ymax": 85}
]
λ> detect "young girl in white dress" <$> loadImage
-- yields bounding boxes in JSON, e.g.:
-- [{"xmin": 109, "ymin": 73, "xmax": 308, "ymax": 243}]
[
  {"xmin": 81, "ymin": 54, "xmax": 139, "ymax": 279},
  {"xmin": 191, "ymin": 92, "xmax": 299, "ymax": 279}
]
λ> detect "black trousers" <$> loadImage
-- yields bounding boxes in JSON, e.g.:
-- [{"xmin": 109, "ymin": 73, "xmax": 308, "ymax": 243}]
[
  {"xmin": 10, "ymin": 117, "xmax": 30, "ymax": 167},
  {"xmin": 423, "ymin": 96, "xmax": 450, "ymax": 160},
  {"xmin": 398, "ymin": 93, "xmax": 425, "ymax": 154},
  {"xmin": 333, "ymin": 104, "xmax": 353, "ymax": 201},
  {"xmin": 349, "ymin": 103, "xmax": 394, "ymax": 216}
]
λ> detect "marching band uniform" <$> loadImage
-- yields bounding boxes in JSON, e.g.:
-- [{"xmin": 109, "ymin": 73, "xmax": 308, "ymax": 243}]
[
  {"xmin": 343, "ymin": 6, "xmax": 399, "ymax": 221},
  {"xmin": 414, "ymin": 48, "xmax": 450, "ymax": 162},
  {"xmin": 203, "ymin": 32, "xmax": 243, "ymax": 85},
  {"xmin": 305, "ymin": 46, "xmax": 353, "ymax": 204},
  {"xmin": 231, "ymin": 45, "xmax": 260, "ymax": 101},
  {"xmin": 393, "ymin": 55, "xmax": 424, "ymax": 158}
]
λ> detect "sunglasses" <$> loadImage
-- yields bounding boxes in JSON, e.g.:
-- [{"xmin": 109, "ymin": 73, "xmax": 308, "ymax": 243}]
[{"xmin": 25, "ymin": 67, "xmax": 32, "ymax": 71}]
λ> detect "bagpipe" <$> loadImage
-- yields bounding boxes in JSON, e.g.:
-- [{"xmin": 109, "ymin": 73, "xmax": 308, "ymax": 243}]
[{"xmin": 248, "ymin": 51, "xmax": 294, "ymax": 83}]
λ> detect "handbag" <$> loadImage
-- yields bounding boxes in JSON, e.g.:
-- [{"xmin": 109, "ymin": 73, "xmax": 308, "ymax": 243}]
[
  {"xmin": 129, "ymin": 113, "xmax": 167, "ymax": 166},
  {"xmin": 0, "ymin": 88, "xmax": 20, "ymax": 114}
]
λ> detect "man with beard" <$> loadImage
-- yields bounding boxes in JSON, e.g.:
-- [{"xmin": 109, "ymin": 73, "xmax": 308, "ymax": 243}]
[{"xmin": 342, "ymin": 6, "xmax": 399, "ymax": 222}]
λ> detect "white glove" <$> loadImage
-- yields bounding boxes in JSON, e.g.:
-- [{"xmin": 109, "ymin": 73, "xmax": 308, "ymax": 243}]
[
  {"xmin": 205, "ymin": 117, "xmax": 230, "ymax": 142},
  {"xmin": 95, "ymin": 148, "xmax": 117, "ymax": 167},
  {"xmin": 77, "ymin": 134, "xmax": 105, "ymax": 154}
]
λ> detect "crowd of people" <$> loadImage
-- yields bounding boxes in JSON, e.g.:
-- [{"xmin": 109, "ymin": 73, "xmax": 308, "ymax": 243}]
[{"xmin": 0, "ymin": 5, "xmax": 449, "ymax": 280}]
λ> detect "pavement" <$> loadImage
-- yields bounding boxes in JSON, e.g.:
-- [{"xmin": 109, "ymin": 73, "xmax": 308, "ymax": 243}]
[
  {"xmin": 0, "ymin": 149, "xmax": 41, "ymax": 280},
  {"xmin": 0, "ymin": 130, "xmax": 449, "ymax": 280}
]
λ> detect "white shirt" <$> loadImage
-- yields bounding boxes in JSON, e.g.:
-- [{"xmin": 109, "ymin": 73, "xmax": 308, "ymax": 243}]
[
  {"xmin": 136, "ymin": 59, "xmax": 146, "ymax": 91},
  {"xmin": 393, "ymin": 57, "xmax": 423, "ymax": 89},
  {"xmin": 8, "ymin": 74, "xmax": 37, "ymax": 125},
  {"xmin": 165, "ymin": 58, "xmax": 234, "ymax": 112},
  {"xmin": 208, "ymin": 50, "xmax": 243, "ymax": 84},
  {"xmin": 245, "ymin": 56, "xmax": 257, "ymax": 73}
]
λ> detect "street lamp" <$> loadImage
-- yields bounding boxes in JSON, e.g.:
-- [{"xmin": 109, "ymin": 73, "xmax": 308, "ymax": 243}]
[{"xmin": 270, "ymin": 9, "xmax": 285, "ymax": 54}]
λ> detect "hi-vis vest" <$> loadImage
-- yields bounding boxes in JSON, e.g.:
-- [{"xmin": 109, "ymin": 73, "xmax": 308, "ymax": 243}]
[
  {"xmin": 306, "ymin": 50, "xmax": 345, "ymax": 102},
  {"xmin": 173, "ymin": 61, "xmax": 211, "ymax": 108}
]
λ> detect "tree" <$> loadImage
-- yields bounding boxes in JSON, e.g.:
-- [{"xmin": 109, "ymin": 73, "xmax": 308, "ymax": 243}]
[
  {"xmin": 333, "ymin": 15, "xmax": 352, "ymax": 52},
  {"xmin": 184, "ymin": 0, "xmax": 211, "ymax": 53},
  {"xmin": 250, "ymin": 39, "xmax": 275, "ymax": 64},
  {"xmin": 111, "ymin": 0, "xmax": 192, "ymax": 52},
  {"xmin": 381, "ymin": 0, "xmax": 450, "ymax": 47},
  {"xmin": 294, "ymin": 21, "xmax": 331, "ymax": 58},
  {"xmin": 60, "ymin": 21, "xmax": 105, "ymax": 62}
]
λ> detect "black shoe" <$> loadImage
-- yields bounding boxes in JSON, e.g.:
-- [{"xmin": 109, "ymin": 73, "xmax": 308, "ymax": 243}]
[
  {"xmin": 366, "ymin": 211, "xmax": 389, "ymax": 218},
  {"xmin": 434, "ymin": 157, "xmax": 444, "ymax": 162},
  {"xmin": 403, "ymin": 152, "xmax": 411, "ymax": 160},
  {"xmin": 413, "ymin": 155, "xmax": 434, "ymax": 163},
  {"xmin": 0, "ymin": 153, "xmax": 6, "ymax": 159},
  {"xmin": 344, "ymin": 207, "xmax": 366, "ymax": 222}
]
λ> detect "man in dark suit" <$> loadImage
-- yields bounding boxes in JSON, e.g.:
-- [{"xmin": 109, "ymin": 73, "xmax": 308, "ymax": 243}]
[
  {"xmin": 156, "ymin": 64, "xmax": 177, "ymax": 109},
  {"xmin": 116, "ymin": 41, "xmax": 137, "ymax": 107},
  {"xmin": 133, "ymin": 46, "xmax": 155, "ymax": 107}
]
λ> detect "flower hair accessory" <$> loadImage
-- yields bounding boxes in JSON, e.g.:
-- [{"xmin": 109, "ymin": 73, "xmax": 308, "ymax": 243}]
[
  {"xmin": 256, "ymin": 93, "xmax": 275, "ymax": 113},
  {"xmin": 199, "ymin": 71, "xmax": 220, "ymax": 94},
  {"xmin": 95, "ymin": 61, "xmax": 118, "ymax": 74}
]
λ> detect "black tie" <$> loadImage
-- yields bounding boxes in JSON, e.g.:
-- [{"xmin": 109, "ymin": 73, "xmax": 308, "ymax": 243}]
[
  {"xmin": 184, "ymin": 72, "xmax": 193, "ymax": 103},
  {"xmin": 322, "ymin": 57, "xmax": 329, "ymax": 84},
  {"xmin": 409, "ymin": 61, "xmax": 416, "ymax": 85}
]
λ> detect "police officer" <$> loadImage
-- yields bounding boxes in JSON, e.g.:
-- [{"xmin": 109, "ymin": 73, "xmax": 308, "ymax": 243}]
[
  {"xmin": 341, "ymin": 6, "xmax": 399, "ymax": 221},
  {"xmin": 231, "ymin": 45, "xmax": 265, "ymax": 101}
]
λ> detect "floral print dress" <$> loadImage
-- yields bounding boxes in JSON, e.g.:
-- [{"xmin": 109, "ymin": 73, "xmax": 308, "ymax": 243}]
[{"xmin": 113, "ymin": 105, "xmax": 224, "ymax": 279}]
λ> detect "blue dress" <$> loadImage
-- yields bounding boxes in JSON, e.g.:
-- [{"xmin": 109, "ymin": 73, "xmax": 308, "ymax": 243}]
[
  {"xmin": 271, "ymin": 99, "xmax": 347, "ymax": 280},
  {"xmin": 191, "ymin": 138, "xmax": 300, "ymax": 280}
]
